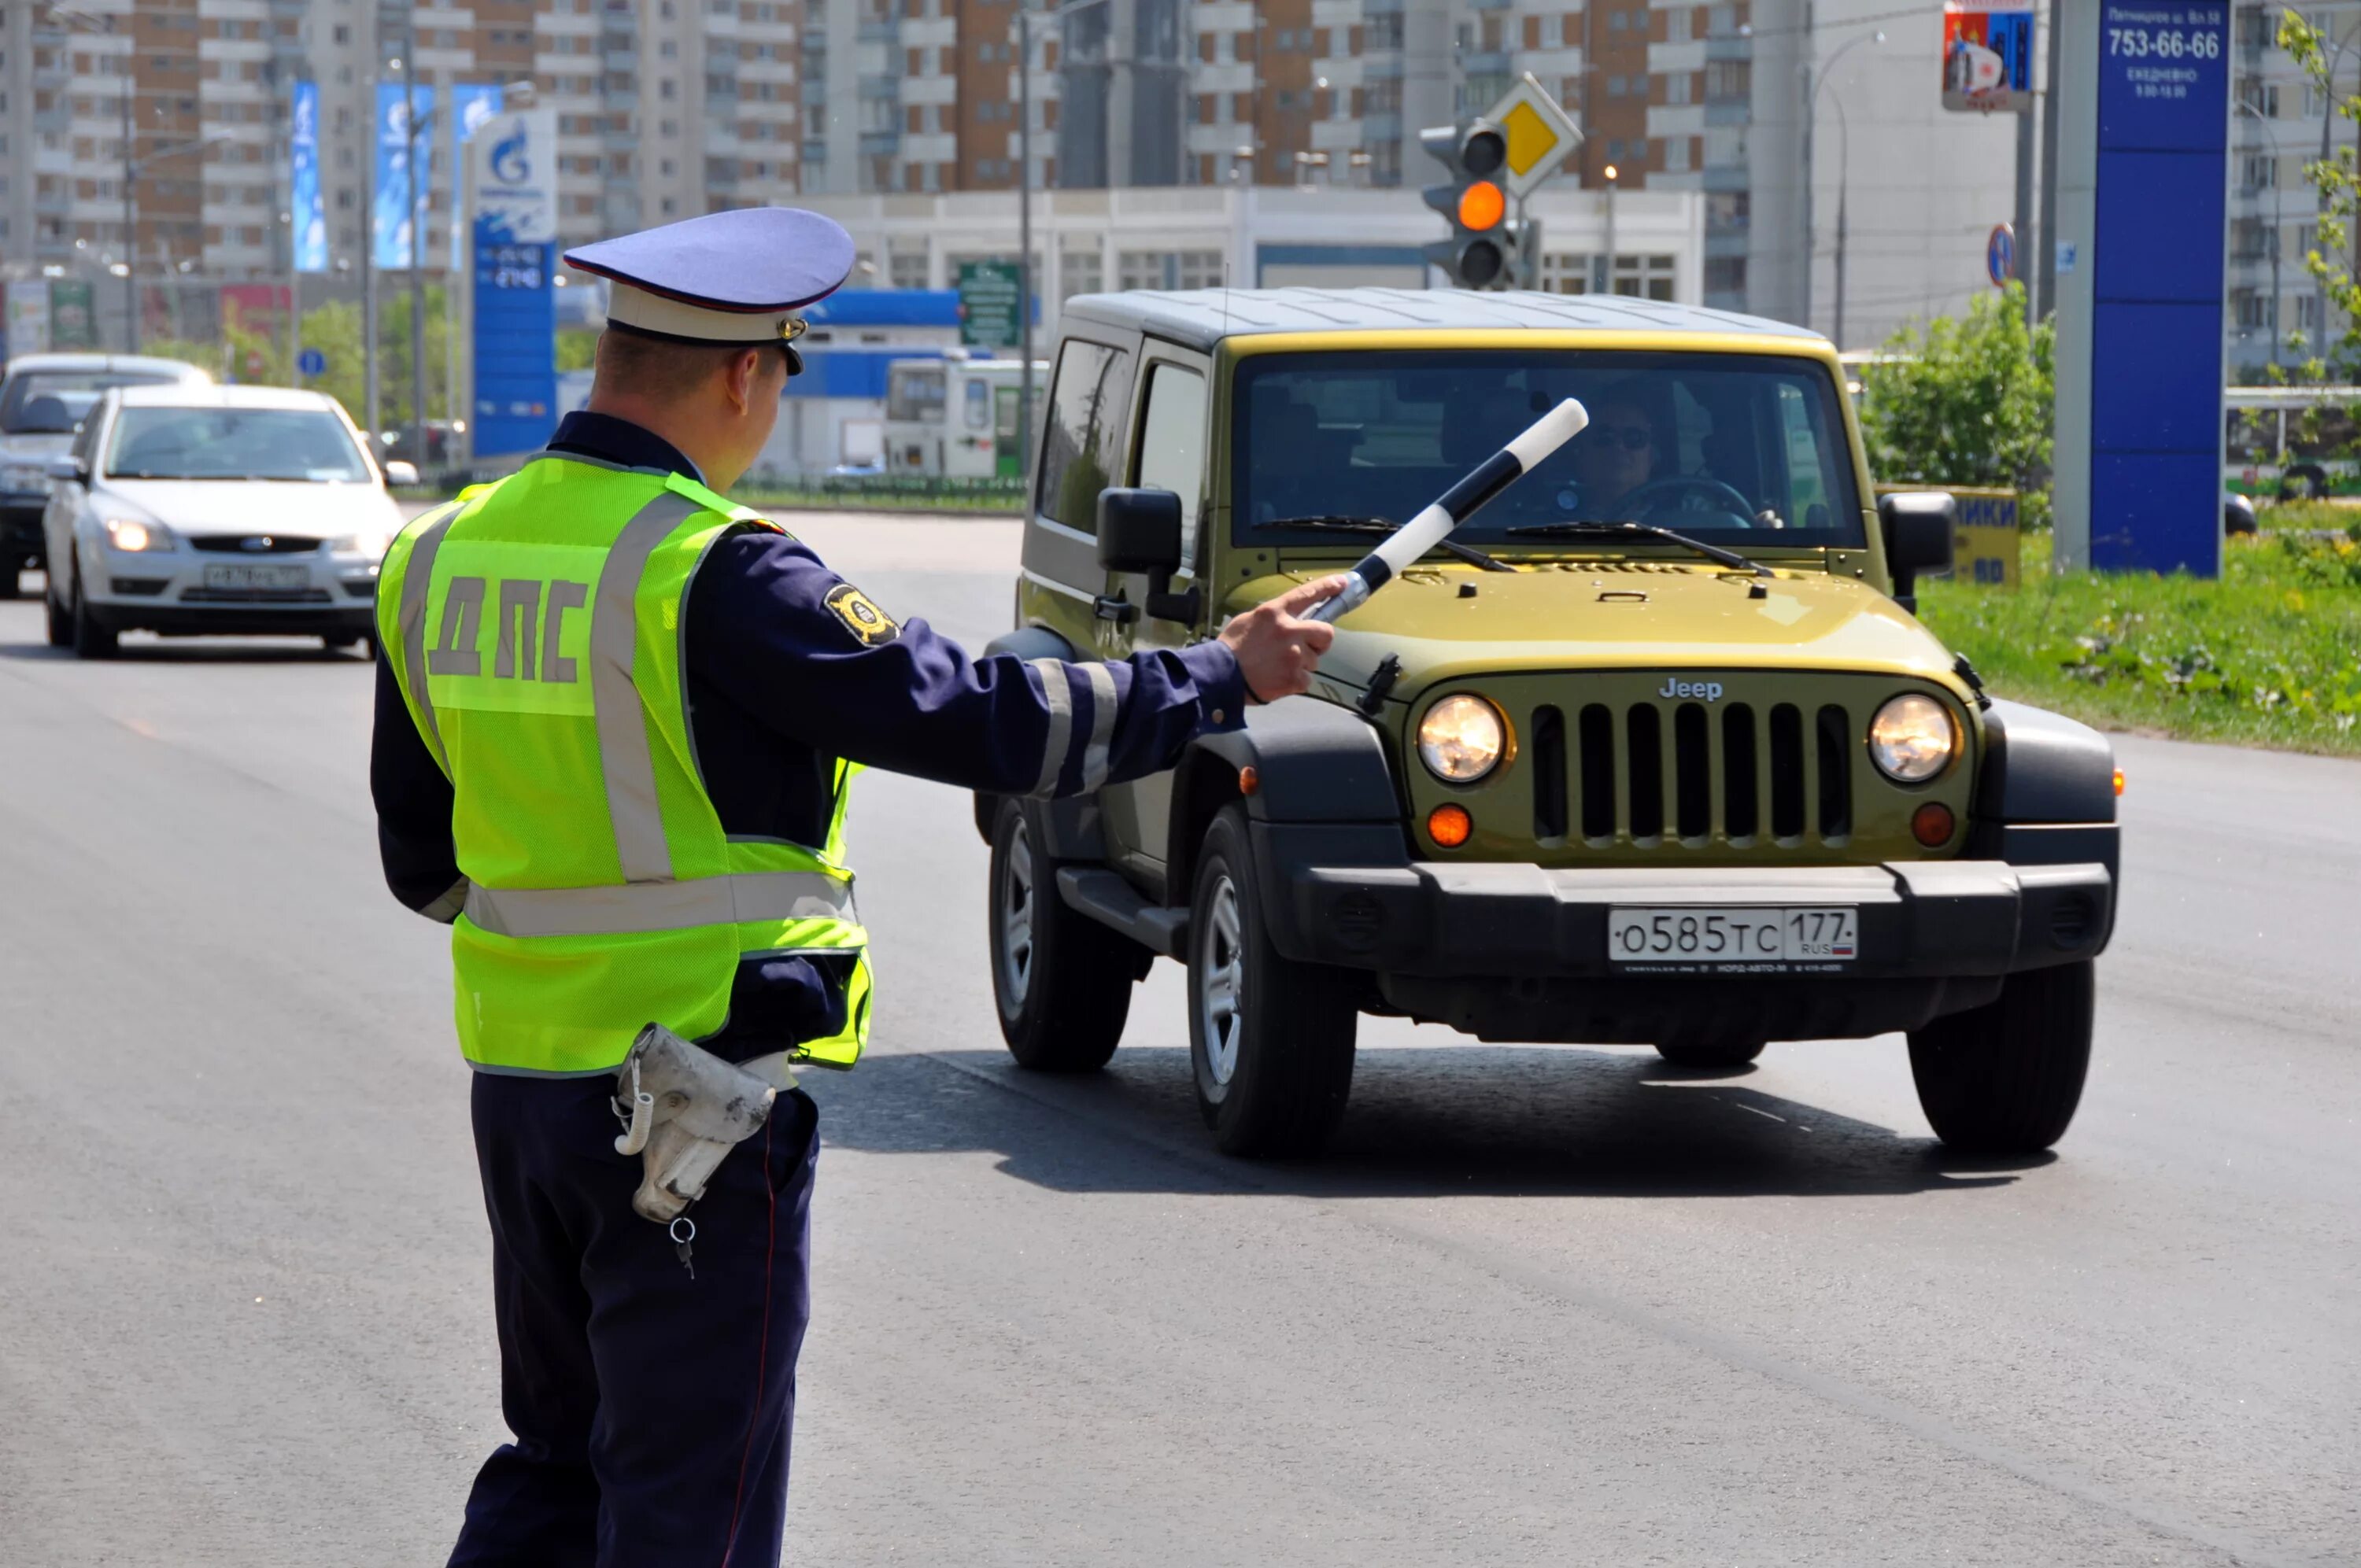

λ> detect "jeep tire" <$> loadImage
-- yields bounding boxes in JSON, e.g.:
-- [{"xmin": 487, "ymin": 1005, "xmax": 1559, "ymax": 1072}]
[
  {"xmin": 1653, "ymin": 1037, "xmax": 1767, "ymax": 1071},
  {"xmin": 1907, "ymin": 959, "xmax": 2093, "ymax": 1153},
  {"xmin": 987, "ymin": 799, "xmax": 1133, "ymax": 1072},
  {"xmin": 1188, "ymin": 805, "xmax": 1358, "ymax": 1157}
]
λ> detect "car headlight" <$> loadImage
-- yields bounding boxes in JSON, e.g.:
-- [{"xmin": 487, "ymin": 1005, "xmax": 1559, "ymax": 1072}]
[
  {"xmin": 1417, "ymin": 694, "xmax": 1508, "ymax": 783},
  {"xmin": 1868, "ymin": 693, "xmax": 1956, "ymax": 783},
  {"xmin": 102, "ymin": 517, "xmax": 175, "ymax": 553},
  {"xmin": 327, "ymin": 531, "xmax": 394, "ymax": 560}
]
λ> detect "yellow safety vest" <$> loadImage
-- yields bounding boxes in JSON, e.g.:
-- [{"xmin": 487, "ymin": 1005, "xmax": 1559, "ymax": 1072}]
[{"xmin": 377, "ymin": 456, "xmax": 872, "ymax": 1076}]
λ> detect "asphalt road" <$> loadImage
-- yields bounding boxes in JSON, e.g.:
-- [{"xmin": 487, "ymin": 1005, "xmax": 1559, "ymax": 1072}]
[{"xmin": 0, "ymin": 518, "xmax": 2355, "ymax": 1566}]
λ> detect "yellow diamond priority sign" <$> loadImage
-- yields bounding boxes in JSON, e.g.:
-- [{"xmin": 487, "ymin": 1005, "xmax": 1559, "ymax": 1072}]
[{"xmin": 1484, "ymin": 74, "xmax": 1583, "ymax": 199}]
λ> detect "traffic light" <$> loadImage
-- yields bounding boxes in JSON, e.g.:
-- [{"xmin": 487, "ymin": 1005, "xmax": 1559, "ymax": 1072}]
[{"xmin": 1421, "ymin": 120, "xmax": 1520, "ymax": 290}]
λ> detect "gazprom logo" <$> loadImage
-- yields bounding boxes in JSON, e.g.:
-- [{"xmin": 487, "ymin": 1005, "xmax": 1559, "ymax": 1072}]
[{"xmin": 490, "ymin": 123, "xmax": 530, "ymax": 185}]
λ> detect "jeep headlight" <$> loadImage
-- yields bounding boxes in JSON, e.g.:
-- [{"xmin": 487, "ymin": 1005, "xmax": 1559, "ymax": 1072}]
[
  {"xmin": 1417, "ymin": 694, "xmax": 1507, "ymax": 783},
  {"xmin": 1868, "ymin": 693, "xmax": 1956, "ymax": 783}
]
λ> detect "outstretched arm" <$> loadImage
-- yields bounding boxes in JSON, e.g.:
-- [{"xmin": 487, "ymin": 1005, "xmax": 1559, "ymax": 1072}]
[{"xmin": 684, "ymin": 530, "xmax": 1339, "ymax": 796}]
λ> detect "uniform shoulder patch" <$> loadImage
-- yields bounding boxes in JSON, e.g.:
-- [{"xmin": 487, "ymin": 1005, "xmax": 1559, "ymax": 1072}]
[{"xmin": 823, "ymin": 581, "xmax": 900, "ymax": 647}]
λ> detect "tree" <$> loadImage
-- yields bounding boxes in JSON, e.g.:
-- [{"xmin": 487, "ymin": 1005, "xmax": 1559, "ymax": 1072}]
[{"xmin": 1859, "ymin": 281, "xmax": 2056, "ymax": 529}]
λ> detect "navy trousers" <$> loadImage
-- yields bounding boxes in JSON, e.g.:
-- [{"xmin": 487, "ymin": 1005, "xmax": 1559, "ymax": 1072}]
[{"xmin": 449, "ymin": 1071, "xmax": 820, "ymax": 1568}]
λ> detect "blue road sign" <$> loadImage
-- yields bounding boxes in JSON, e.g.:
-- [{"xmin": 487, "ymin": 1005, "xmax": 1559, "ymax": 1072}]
[
  {"xmin": 297, "ymin": 347, "xmax": 327, "ymax": 378},
  {"xmin": 1986, "ymin": 223, "xmax": 2016, "ymax": 288}
]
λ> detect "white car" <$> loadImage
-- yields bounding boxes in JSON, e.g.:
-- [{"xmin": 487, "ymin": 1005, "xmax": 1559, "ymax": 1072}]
[
  {"xmin": 40, "ymin": 384, "xmax": 418, "ymax": 659},
  {"xmin": 1, "ymin": 352, "xmax": 213, "ymax": 597}
]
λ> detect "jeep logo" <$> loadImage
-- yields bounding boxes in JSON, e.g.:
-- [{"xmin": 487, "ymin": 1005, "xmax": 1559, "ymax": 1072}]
[{"xmin": 1657, "ymin": 678, "xmax": 1724, "ymax": 702}]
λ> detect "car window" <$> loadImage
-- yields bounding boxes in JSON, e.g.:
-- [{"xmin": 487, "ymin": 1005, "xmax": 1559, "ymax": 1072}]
[
  {"xmin": 1132, "ymin": 363, "xmax": 1207, "ymax": 564},
  {"xmin": 1036, "ymin": 338, "xmax": 1132, "ymax": 533},
  {"xmin": 0, "ymin": 371, "xmax": 177, "ymax": 433},
  {"xmin": 103, "ymin": 406, "xmax": 371, "ymax": 482},
  {"xmin": 886, "ymin": 363, "xmax": 944, "ymax": 423},
  {"xmin": 1232, "ymin": 349, "xmax": 1866, "ymax": 548}
]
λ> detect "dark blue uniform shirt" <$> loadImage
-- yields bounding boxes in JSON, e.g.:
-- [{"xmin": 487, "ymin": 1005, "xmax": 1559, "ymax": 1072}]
[{"xmin": 371, "ymin": 411, "xmax": 1247, "ymax": 1058}]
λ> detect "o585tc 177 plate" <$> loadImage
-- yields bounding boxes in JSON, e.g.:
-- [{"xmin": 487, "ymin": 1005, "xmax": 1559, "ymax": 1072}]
[{"xmin": 1608, "ymin": 906, "xmax": 1859, "ymax": 972}]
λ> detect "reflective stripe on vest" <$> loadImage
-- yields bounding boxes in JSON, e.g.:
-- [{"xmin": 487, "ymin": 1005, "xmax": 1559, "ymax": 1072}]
[
  {"xmin": 464, "ymin": 871, "xmax": 856, "ymax": 939},
  {"xmin": 377, "ymin": 461, "xmax": 873, "ymax": 1076}
]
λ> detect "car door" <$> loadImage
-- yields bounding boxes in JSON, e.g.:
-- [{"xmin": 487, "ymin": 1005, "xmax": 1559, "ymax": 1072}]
[
  {"xmin": 1016, "ymin": 330, "xmax": 1138, "ymax": 664},
  {"xmin": 1095, "ymin": 345, "xmax": 1214, "ymax": 887}
]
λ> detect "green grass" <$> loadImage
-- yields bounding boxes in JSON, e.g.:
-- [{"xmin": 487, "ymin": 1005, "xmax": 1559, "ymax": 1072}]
[{"xmin": 1916, "ymin": 522, "xmax": 2361, "ymax": 755}]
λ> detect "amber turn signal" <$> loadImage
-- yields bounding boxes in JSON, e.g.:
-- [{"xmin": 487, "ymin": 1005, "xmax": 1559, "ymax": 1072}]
[
  {"xmin": 1428, "ymin": 803, "xmax": 1473, "ymax": 848},
  {"xmin": 1239, "ymin": 765, "xmax": 1260, "ymax": 797},
  {"xmin": 1456, "ymin": 180, "xmax": 1506, "ymax": 231},
  {"xmin": 1911, "ymin": 802, "xmax": 1955, "ymax": 847},
  {"xmin": 2113, "ymin": 767, "xmax": 2126, "ymax": 797}
]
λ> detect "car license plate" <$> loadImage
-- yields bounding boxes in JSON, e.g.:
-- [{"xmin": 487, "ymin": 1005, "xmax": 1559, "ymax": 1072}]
[
  {"xmin": 202, "ymin": 563, "xmax": 310, "ymax": 591},
  {"xmin": 1608, "ymin": 906, "xmax": 1859, "ymax": 969}
]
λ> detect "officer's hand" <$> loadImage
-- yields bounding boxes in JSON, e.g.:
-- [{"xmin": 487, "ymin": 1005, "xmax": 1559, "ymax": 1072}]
[{"xmin": 1218, "ymin": 575, "xmax": 1348, "ymax": 703}]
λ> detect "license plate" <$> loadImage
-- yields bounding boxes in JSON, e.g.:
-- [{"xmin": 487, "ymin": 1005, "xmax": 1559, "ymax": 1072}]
[
  {"xmin": 202, "ymin": 563, "xmax": 310, "ymax": 591},
  {"xmin": 1608, "ymin": 906, "xmax": 1859, "ymax": 970}
]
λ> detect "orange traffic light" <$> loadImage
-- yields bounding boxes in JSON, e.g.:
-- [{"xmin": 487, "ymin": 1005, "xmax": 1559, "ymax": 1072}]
[{"xmin": 1456, "ymin": 179, "xmax": 1506, "ymax": 231}]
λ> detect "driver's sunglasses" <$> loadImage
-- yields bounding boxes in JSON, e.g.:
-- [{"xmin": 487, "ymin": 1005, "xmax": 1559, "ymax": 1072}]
[{"xmin": 1591, "ymin": 425, "xmax": 1653, "ymax": 451}]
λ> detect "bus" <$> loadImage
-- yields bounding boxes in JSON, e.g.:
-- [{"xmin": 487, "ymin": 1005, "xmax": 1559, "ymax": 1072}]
[
  {"xmin": 881, "ymin": 356, "xmax": 1046, "ymax": 480},
  {"xmin": 2226, "ymin": 385, "xmax": 2361, "ymax": 500}
]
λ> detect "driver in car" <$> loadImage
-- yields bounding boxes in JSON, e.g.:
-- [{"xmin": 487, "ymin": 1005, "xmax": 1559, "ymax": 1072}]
[{"xmin": 1567, "ymin": 394, "xmax": 1659, "ymax": 521}]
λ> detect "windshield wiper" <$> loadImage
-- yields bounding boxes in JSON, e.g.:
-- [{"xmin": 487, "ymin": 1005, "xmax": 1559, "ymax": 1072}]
[
  {"xmin": 1503, "ymin": 520, "xmax": 1772, "ymax": 577},
  {"xmin": 1257, "ymin": 515, "xmax": 1514, "ymax": 573}
]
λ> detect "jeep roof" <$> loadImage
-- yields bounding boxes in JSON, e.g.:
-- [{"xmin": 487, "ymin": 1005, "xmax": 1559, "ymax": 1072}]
[{"xmin": 1054, "ymin": 287, "xmax": 1824, "ymax": 351}]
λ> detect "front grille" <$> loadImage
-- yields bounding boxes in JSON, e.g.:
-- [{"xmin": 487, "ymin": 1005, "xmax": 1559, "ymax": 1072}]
[
  {"xmin": 188, "ymin": 534, "xmax": 323, "ymax": 555},
  {"xmin": 1531, "ymin": 698, "xmax": 1856, "ymax": 849},
  {"xmin": 180, "ymin": 586, "xmax": 332, "ymax": 604}
]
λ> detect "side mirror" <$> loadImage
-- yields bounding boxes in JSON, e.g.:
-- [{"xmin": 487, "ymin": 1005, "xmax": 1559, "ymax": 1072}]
[
  {"xmin": 1096, "ymin": 487, "xmax": 1201, "ymax": 623},
  {"xmin": 45, "ymin": 456, "xmax": 87, "ymax": 485},
  {"xmin": 382, "ymin": 459, "xmax": 420, "ymax": 488},
  {"xmin": 1878, "ymin": 491, "xmax": 1956, "ymax": 614}
]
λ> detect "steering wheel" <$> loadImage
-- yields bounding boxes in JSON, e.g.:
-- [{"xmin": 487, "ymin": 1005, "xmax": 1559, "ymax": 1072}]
[{"xmin": 1613, "ymin": 474, "xmax": 1758, "ymax": 527}]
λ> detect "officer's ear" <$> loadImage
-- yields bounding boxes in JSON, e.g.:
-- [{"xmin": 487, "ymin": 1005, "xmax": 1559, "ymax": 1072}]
[{"xmin": 719, "ymin": 346, "xmax": 768, "ymax": 416}]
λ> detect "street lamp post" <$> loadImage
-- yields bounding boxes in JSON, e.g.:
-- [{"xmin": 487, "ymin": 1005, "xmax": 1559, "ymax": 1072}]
[
  {"xmin": 1830, "ymin": 88, "xmax": 1852, "ymax": 349},
  {"xmin": 2239, "ymin": 98, "xmax": 2285, "ymax": 367},
  {"xmin": 402, "ymin": 24, "xmax": 428, "ymax": 474},
  {"xmin": 1014, "ymin": 0, "xmax": 1114, "ymax": 475},
  {"xmin": 1801, "ymin": 28, "xmax": 1883, "ymax": 338}
]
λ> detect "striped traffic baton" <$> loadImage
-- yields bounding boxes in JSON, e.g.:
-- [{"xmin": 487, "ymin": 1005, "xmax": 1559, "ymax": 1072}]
[{"xmin": 1302, "ymin": 397, "xmax": 1589, "ymax": 624}]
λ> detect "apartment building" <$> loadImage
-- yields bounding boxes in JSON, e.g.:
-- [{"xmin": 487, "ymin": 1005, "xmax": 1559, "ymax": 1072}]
[
  {"xmin": 0, "ymin": 0, "xmax": 804, "ymax": 317},
  {"xmin": 2227, "ymin": 1, "xmax": 2354, "ymax": 376}
]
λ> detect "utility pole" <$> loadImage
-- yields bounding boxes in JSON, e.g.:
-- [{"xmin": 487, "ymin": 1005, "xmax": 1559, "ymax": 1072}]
[
  {"xmin": 364, "ymin": 80, "xmax": 379, "ymax": 453},
  {"xmin": 404, "ymin": 26, "xmax": 428, "ymax": 471},
  {"xmin": 120, "ymin": 67, "xmax": 137, "ymax": 352},
  {"xmin": 2038, "ymin": 0, "xmax": 2060, "ymax": 318},
  {"xmin": 2015, "ymin": 77, "xmax": 2035, "ymax": 323}
]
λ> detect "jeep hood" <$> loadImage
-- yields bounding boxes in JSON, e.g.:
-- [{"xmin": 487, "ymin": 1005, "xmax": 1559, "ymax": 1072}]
[{"xmin": 1232, "ymin": 563, "xmax": 1964, "ymax": 692}]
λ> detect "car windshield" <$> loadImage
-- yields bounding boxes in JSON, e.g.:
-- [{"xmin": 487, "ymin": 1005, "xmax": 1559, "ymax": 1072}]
[
  {"xmin": 1233, "ymin": 349, "xmax": 1865, "ymax": 549},
  {"xmin": 0, "ymin": 371, "xmax": 176, "ymax": 434},
  {"xmin": 103, "ymin": 405, "xmax": 371, "ymax": 481}
]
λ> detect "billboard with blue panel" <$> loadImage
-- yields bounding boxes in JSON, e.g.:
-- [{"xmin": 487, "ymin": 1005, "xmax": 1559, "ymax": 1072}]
[
  {"xmin": 290, "ymin": 81, "xmax": 326, "ymax": 274},
  {"xmin": 373, "ymin": 83, "xmax": 437, "ymax": 270},
  {"xmin": 2089, "ymin": 1, "xmax": 2228, "ymax": 575},
  {"xmin": 467, "ymin": 110, "xmax": 560, "ymax": 456}
]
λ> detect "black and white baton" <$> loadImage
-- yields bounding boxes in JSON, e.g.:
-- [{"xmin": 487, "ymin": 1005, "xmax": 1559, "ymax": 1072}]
[{"xmin": 1302, "ymin": 397, "xmax": 1589, "ymax": 625}]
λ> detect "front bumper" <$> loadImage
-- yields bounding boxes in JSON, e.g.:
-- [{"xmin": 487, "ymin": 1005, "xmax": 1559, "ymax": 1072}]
[
  {"xmin": 1252, "ymin": 821, "xmax": 2115, "ymax": 1043},
  {"xmin": 2, "ymin": 500, "xmax": 44, "ymax": 563},
  {"xmin": 81, "ymin": 545, "xmax": 381, "ymax": 637},
  {"xmin": 1265, "ymin": 828, "xmax": 2114, "ymax": 980}
]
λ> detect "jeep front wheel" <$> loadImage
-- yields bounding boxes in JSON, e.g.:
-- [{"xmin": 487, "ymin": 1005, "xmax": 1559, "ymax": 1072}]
[
  {"xmin": 1907, "ymin": 960, "xmax": 2094, "ymax": 1153},
  {"xmin": 1188, "ymin": 806, "xmax": 1358, "ymax": 1157},
  {"xmin": 987, "ymin": 799, "xmax": 1133, "ymax": 1072}
]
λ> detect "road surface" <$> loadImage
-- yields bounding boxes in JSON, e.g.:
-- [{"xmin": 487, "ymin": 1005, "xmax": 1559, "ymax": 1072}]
[{"xmin": 0, "ymin": 518, "xmax": 2354, "ymax": 1566}]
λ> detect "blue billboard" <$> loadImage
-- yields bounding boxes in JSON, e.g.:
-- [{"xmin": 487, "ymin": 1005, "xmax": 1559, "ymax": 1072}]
[
  {"xmin": 449, "ymin": 83, "xmax": 504, "ymax": 271},
  {"xmin": 468, "ymin": 109, "xmax": 560, "ymax": 456},
  {"xmin": 372, "ymin": 83, "xmax": 437, "ymax": 271},
  {"xmin": 290, "ymin": 80, "xmax": 326, "ymax": 273},
  {"xmin": 2089, "ymin": 1, "xmax": 2229, "ymax": 575}
]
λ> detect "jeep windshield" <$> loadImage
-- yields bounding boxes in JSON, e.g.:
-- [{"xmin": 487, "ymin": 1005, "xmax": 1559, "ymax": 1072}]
[{"xmin": 1232, "ymin": 349, "xmax": 1865, "ymax": 550}]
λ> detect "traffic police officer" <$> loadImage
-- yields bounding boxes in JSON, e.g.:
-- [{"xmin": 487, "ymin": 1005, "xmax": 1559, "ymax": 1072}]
[{"xmin": 368, "ymin": 206, "xmax": 1341, "ymax": 1566}]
